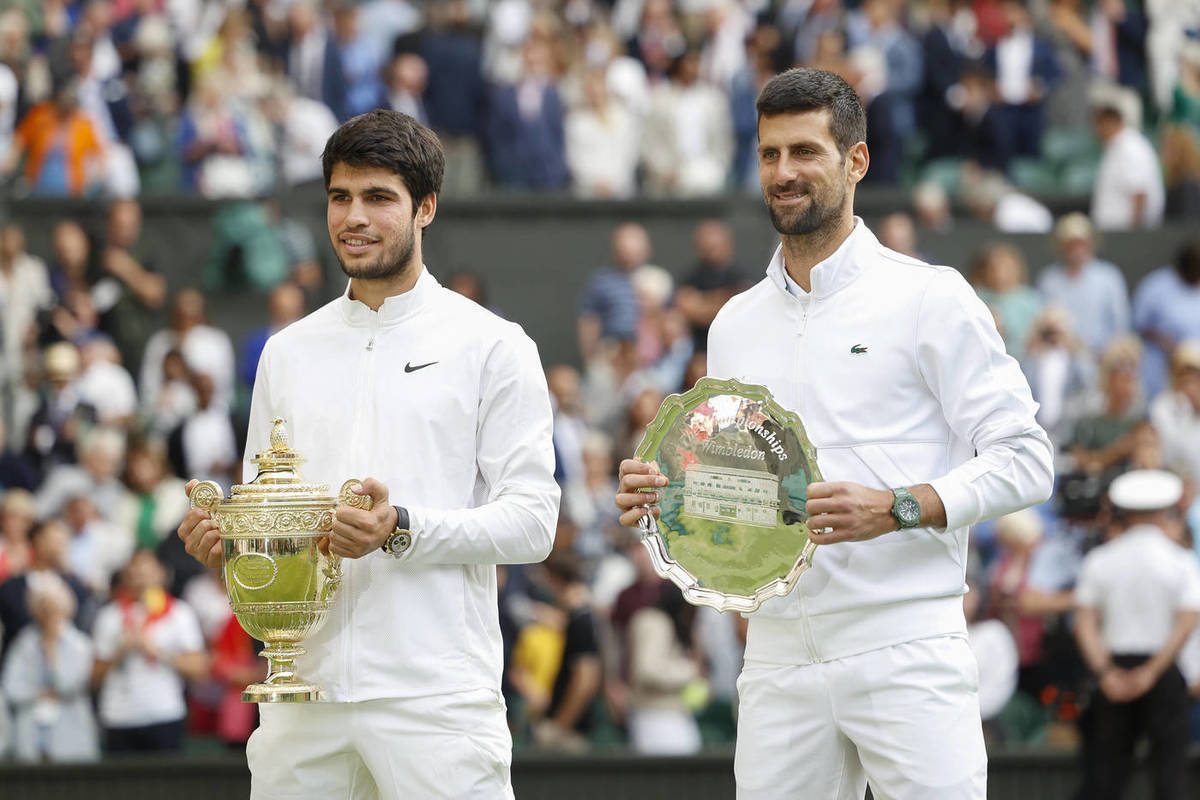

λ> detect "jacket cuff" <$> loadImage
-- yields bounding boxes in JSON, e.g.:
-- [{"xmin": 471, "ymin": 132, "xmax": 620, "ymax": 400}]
[{"xmin": 927, "ymin": 475, "xmax": 973, "ymax": 533}]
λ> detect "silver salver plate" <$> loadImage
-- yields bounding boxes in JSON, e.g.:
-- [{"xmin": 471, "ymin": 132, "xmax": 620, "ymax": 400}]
[{"xmin": 635, "ymin": 377, "xmax": 823, "ymax": 613}]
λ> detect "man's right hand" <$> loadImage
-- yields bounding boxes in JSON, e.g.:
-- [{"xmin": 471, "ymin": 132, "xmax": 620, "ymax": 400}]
[
  {"xmin": 615, "ymin": 459, "xmax": 667, "ymax": 527},
  {"xmin": 177, "ymin": 479, "xmax": 223, "ymax": 568}
]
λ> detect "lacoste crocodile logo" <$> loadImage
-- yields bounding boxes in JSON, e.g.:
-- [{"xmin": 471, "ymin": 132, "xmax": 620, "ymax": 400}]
[{"xmin": 850, "ymin": 344, "xmax": 868, "ymax": 354}]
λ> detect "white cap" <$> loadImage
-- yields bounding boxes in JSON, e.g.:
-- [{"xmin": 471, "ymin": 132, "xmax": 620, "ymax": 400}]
[{"xmin": 1107, "ymin": 470, "xmax": 1183, "ymax": 511}]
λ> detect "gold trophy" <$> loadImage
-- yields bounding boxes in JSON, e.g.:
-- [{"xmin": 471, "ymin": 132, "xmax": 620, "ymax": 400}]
[{"xmin": 187, "ymin": 418, "xmax": 370, "ymax": 702}]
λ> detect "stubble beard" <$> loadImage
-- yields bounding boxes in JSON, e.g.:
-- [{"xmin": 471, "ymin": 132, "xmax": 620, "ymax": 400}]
[
  {"xmin": 765, "ymin": 181, "xmax": 848, "ymax": 237},
  {"xmin": 336, "ymin": 225, "xmax": 417, "ymax": 282}
]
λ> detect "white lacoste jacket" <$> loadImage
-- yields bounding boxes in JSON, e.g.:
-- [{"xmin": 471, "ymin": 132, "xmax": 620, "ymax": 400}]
[
  {"xmin": 244, "ymin": 269, "xmax": 560, "ymax": 702},
  {"xmin": 707, "ymin": 220, "xmax": 1054, "ymax": 662}
]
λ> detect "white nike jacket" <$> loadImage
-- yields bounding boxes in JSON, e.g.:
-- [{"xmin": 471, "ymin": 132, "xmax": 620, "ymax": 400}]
[
  {"xmin": 707, "ymin": 221, "xmax": 1054, "ymax": 662},
  {"xmin": 245, "ymin": 268, "xmax": 559, "ymax": 702}
]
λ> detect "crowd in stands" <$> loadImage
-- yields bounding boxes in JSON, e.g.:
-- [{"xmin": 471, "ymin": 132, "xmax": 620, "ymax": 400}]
[
  {"xmin": 0, "ymin": 0, "xmax": 1197, "ymax": 214},
  {"xmin": 4, "ymin": 0, "xmax": 1200, "ymax": 766}
]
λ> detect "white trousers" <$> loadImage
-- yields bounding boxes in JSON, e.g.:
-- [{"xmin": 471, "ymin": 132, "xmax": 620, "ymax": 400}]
[
  {"xmin": 246, "ymin": 689, "xmax": 514, "ymax": 800},
  {"xmin": 734, "ymin": 628, "xmax": 987, "ymax": 800}
]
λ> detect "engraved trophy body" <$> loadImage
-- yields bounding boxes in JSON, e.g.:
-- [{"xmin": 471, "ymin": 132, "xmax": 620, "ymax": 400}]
[{"xmin": 187, "ymin": 418, "xmax": 370, "ymax": 702}]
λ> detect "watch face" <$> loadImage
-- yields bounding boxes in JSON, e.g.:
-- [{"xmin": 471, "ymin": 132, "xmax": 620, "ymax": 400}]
[{"xmin": 897, "ymin": 497, "xmax": 921, "ymax": 525}]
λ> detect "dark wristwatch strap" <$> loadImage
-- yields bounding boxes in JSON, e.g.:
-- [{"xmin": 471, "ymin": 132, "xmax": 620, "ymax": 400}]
[{"xmin": 380, "ymin": 505, "xmax": 411, "ymax": 553}]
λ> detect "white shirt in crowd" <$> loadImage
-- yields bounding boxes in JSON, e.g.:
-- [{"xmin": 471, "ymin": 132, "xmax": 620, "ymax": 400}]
[
  {"xmin": 1091, "ymin": 125, "xmax": 1166, "ymax": 231},
  {"xmin": 1149, "ymin": 390, "xmax": 1200, "ymax": 484},
  {"xmin": 76, "ymin": 360, "xmax": 138, "ymax": 425},
  {"xmin": 1075, "ymin": 524, "xmax": 1200, "ymax": 655},
  {"xmin": 565, "ymin": 101, "xmax": 640, "ymax": 198},
  {"xmin": 968, "ymin": 618, "xmax": 1019, "ymax": 720},
  {"xmin": 92, "ymin": 596, "xmax": 205, "ymax": 728},
  {"xmin": 140, "ymin": 324, "xmax": 236, "ymax": 414}
]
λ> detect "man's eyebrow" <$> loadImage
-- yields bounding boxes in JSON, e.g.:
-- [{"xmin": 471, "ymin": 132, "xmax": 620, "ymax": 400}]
[{"xmin": 326, "ymin": 186, "xmax": 401, "ymax": 197}]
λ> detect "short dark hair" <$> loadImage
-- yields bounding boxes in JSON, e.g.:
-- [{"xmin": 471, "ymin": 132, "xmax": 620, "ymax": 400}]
[
  {"xmin": 755, "ymin": 68, "xmax": 866, "ymax": 155},
  {"xmin": 321, "ymin": 109, "xmax": 445, "ymax": 207}
]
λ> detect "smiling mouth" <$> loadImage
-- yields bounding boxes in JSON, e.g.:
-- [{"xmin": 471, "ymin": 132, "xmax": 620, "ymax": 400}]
[{"xmin": 340, "ymin": 236, "xmax": 377, "ymax": 251}]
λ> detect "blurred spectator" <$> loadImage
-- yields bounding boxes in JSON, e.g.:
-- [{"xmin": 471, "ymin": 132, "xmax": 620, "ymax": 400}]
[
  {"xmin": 1067, "ymin": 335, "xmax": 1146, "ymax": 479},
  {"xmin": 730, "ymin": 23, "xmax": 782, "ymax": 191},
  {"xmin": 0, "ymin": 417, "xmax": 37, "ymax": 492},
  {"xmin": 118, "ymin": 437, "xmax": 188, "ymax": 553},
  {"xmin": 384, "ymin": 52, "xmax": 430, "ymax": 127},
  {"xmin": 147, "ymin": 349, "xmax": 197, "ymax": 439},
  {"xmin": 1, "ymin": 224, "xmax": 53, "ymax": 391},
  {"xmin": 965, "ymin": 579, "xmax": 1018, "ymax": 744},
  {"xmin": 846, "ymin": 0, "xmax": 923, "ymax": 184},
  {"xmin": 74, "ymin": 337, "xmax": 137, "ymax": 428},
  {"xmin": 984, "ymin": 509, "xmax": 1048, "ymax": 697},
  {"xmin": 92, "ymin": 199, "xmax": 166, "ymax": 374},
  {"xmin": 140, "ymin": 288, "xmax": 236, "ymax": 416},
  {"xmin": 3, "ymin": 78, "xmax": 105, "ymax": 197},
  {"xmin": 912, "ymin": 180, "xmax": 952, "ymax": 233},
  {"xmin": 64, "ymin": 29, "xmax": 138, "ymax": 197},
  {"xmin": 1037, "ymin": 212, "xmax": 1131, "ymax": 355},
  {"xmin": 45, "ymin": 220, "xmax": 90, "ymax": 305},
  {"xmin": 175, "ymin": 76, "xmax": 258, "ymax": 198},
  {"xmin": 984, "ymin": 0, "xmax": 1061, "ymax": 171},
  {"xmin": 284, "ymin": 1, "xmax": 344, "ymax": 114},
  {"xmin": 24, "ymin": 341, "xmax": 84, "ymax": 478},
  {"xmin": 1159, "ymin": 123, "xmax": 1200, "ymax": 220},
  {"xmin": 91, "ymin": 548, "xmax": 208, "ymax": 753},
  {"xmin": 548, "ymin": 364, "xmax": 589, "ymax": 519},
  {"xmin": 1043, "ymin": 0, "xmax": 1093, "ymax": 130},
  {"xmin": 1171, "ymin": 40, "xmax": 1200, "ymax": 131},
  {"xmin": 533, "ymin": 548, "xmax": 601, "ymax": 752},
  {"xmin": 952, "ymin": 63, "xmax": 1007, "ymax": 171},
  {"xmin": 36, "ymin": 425, "xmax": 126, "ymax": 525},
  {"xmin": 359, "ymin": 0, "xmax": 422, "ymax": 64},
  {"xmin": 578, "ymin": 222, "xmax": 652, "ymax": 363},
  {"xmin": 1132, "ymin": 238, "xmax": 1200, "ymax": 399},
  {"xmin": 641, "ymin": 48, "xmax": 731, "ymax": 197},
  {"xmin": 330, "ymin": 4, "xmax": 384, "ymax": 122},
  {"xmin": 1022, "ymin": 305, "xmax": 1095, "ymax": 446},
  {"xmin": 785, "ymin": 0, "xmax": 842, "ymax": 67},
  {"xmin": 1074, "ymin": 470, "xmax": 1199, "ymax": 800},
  {"xmin": 565, "ymin": 69, "xmax": 639, "ymax": 198},
  {"xmin": 420, "ymin": 0, "xmax": 487, "ymax": 196},
  {"xmin": 675, "ymin": 219, "xmax": 751, "ymax": 352},
  {"xmin": 0, "ymin": 519, "xmax": 96, "ymax": 662},
  {"xmin": 626, "ymin": 582, "xmax": 702, "ymax": 755},
  {"xmin": 1090, "ymin": 88, "xmax": 1164, "ymax": 230},
  {"xmin": 1149, "ymin": 342, "xmax": 1200, "ymax": 484},
  {"xmin": 970, "ymin": 242, "xmax": 1042, "ymax": 361},
  {"xmin": 263, "ymin": 79, "xmax": 340, "ymax": 190},
  {"xmin": 239, "ymin": 281, "xmax": 306, "ymax": 399},
  {"xmin": 485, "ymin": 36, "xmax": 568, "ymax": 191},
  {"xmin": 0, "ymin": 488, "xmax": 34, "ymax": 580},
  {"xmin": 919, "ymin": 0, "xmax": 978, "ymax": 161},
  {"xmin": 628, "ymin": 0, "xmax": 687, "ymax": 85},
  {"xmin": 696, "ymin": 1, "xmax": 752, "ymax": 91},
  {"xmin": 62, "ymin": 488, "xmax": 133, "ymax": 599},
  {"xmin": 962, "ymin": 168, "xmax": 1053, "ymax": 233},
  {"xmin": 168, "ymin": 371, "xmax": 239, "ymax": 490},
  {"xmin": 876, "ymin": 211, "xmax": 920, "ymax": 259},
  {"xmin": 0, "ymin": 571, "xmax": 99, "ymax": 762},
  {"xmin": 1090, "ymin": 0, "xmax": 1148, "ymax": 93}
]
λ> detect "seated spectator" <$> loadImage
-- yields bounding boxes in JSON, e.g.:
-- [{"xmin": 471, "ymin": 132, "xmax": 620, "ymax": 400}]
[
  {"xmin": 641, "ymin": 48, "xmax": 731, "ymax": 197},
  {"xmin": 2, "ymin": 79, "xmax": 106, "ymax": 197},
  {"xmin": 1160, "ymin": 123, "xmax": 1200, "ymax": 220},
  {"xmin": 175, "ymin": 76, "xmax": 256, "ymax": 198},
  {"xmin": 962, "ymin": 168, "xmax": 1053, "ymax": 233},
  {"xmin": 24, "ymin": 341, "xmax": 85, "ymax": 478},
  {"xmin": 0, "ymin": 418, "xmax": 37, "ymax": 493},
  {"xmin": 91, "ymin": 549, "xmax": 209, "ymax": 754},
  {"xmin": 0, "ymin": 223, "xmax": 54, "ymax": 389},
  {"xmin": 1090, "ymin": 87, "xmax": 1164, "ymax": 230},
  {"xmin": 0, "ymin": 571, "xmax": 99, "ymax": 762},
  {"xmin": 74, "ymin": 336, "xmax": 137, "ymax": 428},
  {"xmin": 577, "ymin": 223, "xmax": 652, "ymax": 363},
  {"xmin": 147, "ymin": 349, "xmax": 197, "ymax": 438},
  {"xmin": 675, "ymin": 220, "xmax": 752, "ymax": 352},
  {"xmin": 169, "ymin": 371, "xmax": 239, "ymax": 490},
  {"xmin": 626, "ymin": 582, "xmax": 702, "ymax": 755},
  {"xmin": 262, "ymin": 80, "xmax": 339, "ymax": 190},
  {"xmin": 1149, "ymin": 342, "xmax": 1200, "ymax": 484},
  {"xmin": 45, "ymin": 221, "xmax": 91, "ymax": 305},
  {"xmin": 0, "ymin": 519, "xmax": 97, "ymax": 662},
  {"xmin": 565, "ymin": 69, "xmax": 639, "ymax": 198},
  {"xmin": 0, "ymin": 488, "xmax": 34, "ymax": 581},
  {"xmin": 36, "ymin": 425, "xmax": 126, "ymax": 525},
  {"xmin": 984, "ymin": 509, "xmax": 1050, "ymax": 698},
  {"xmin": 1021, "ymin": 305, "xmax": 1096, "ymax": 447},
  {"xmin": 1132, "ymin": 238, "xmax": 1200, "ymax": 399},
  {"xmin": 118, "ymin": 437, "xmax": 189, "ymax": 555},
  {"xmin": 1037, "ymin": 213, "xmax": 1131, "ymax": 355},
  {"xmin": 62, "ymin": 490, "xmax": 131, "ymax": 599},
  {"xmin": 1067, "ymin": 335, "xmax": 1148, "ymax": 478},
  {"xmin": 485, "ymin": 35, "xmax": 568, "ymax": 191},
  {"xmin": 876, "ymin": 211, "xmax": 921, "ymax": 260},
  {"xmin": 970, "ymin": 242, "xmax": 1043, "ymax": 362},
  {"xmin": 965, "ymin": 579, "xmax": 1018, "ymax": 746},
  {"xmin": 140, "ymin": 289, "xmax": 236, "ymax": 416},
  {"xmin": 239, "ymin": 282, "xmax": 307, "ymax": 400}
]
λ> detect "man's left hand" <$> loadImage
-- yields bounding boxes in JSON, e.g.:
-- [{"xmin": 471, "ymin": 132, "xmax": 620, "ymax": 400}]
[
  {"xmin": 329, "ymin": 478, "xmax": 397, "ymax": 558},
  {"xmin": 804, "ymin": 481, "xmax": 896, "ymax": 544}
]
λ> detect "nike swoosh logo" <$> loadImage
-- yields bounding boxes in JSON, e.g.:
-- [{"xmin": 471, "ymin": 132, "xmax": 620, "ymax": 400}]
[{"xmin": 404, "ymin": 361, "xmax": 438, "ymax": 373}]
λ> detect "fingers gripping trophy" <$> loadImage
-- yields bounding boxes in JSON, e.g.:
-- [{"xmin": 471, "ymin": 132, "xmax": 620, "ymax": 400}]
[{"xmin": 187, "ymin": 418, "xmax": 371, "ymax": 702}]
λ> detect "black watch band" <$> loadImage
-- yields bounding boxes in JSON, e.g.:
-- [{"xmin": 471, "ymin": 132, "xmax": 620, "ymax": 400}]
[{"xmin": 380, "ymin": 505, "xmax": 411, "ymax": 553}]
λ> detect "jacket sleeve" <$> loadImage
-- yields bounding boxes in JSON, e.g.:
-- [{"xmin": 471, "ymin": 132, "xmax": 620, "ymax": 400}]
[
  {"xmin": 404, "ymin": 330, "xmax": 560, "ymax": 566},
  {"xmin": 917, "ymin": 269, "xmax": 1055, "ymax": 531}
]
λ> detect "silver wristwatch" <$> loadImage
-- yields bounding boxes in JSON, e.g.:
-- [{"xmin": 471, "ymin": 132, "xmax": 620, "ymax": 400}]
[{"xmin": 382, "ymin": 505, "xmax": 413, "ymax": 558}]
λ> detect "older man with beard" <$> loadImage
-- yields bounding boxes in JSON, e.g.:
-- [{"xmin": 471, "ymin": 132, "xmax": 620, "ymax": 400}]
[{"xmin": 616, "ymin": 68, "xmax": 1053, "ymax": 799}]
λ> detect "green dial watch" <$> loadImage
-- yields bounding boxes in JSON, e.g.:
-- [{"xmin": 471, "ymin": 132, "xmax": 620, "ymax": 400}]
[{"xmin": 890, "ymin": 487, "xmax": 922, "ymax": 529}]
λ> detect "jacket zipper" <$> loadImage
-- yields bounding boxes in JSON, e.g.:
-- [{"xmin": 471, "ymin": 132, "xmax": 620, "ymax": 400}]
[{"xmin": 793, "ymin": 292, "xmax": 819, "ymax": 662}]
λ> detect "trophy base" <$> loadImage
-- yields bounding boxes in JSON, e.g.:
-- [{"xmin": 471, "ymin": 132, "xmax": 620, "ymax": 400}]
[{"xmin": 243, "ymin": 682, "xmax": 325, "ymax": 703}]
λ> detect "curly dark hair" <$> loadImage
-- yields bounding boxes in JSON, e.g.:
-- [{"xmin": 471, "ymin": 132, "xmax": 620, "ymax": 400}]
[
  {"xmin": 755, "ymin": 68, "xmax": 866, "ymax": 156},
  {"xmin": 321, "ymin": 110, "xmax": 445, "ymax": 208}
]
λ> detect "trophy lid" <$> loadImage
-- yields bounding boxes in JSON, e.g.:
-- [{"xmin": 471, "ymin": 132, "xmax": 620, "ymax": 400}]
[{"xmin": 230, "ymin": 418, "xmax": 330, "ymax": 500}]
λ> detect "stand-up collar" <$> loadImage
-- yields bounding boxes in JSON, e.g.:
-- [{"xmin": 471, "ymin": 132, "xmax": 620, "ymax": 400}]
[
  {"xmin": 337, "ymin": 267, "xmax": 438, "ymax": 327},
  {"xmin": 766, "ymin": 217, "xmax": 873, "ymax": 299}
]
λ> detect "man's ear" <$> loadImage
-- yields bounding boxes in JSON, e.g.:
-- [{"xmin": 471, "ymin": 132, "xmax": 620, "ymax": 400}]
[
  {"xmin": 416, "ymin": 193, "xmax": 437, "ymax": 230},
  {"xmin": 846, "ymin": 141, "xmax": 869, "ymax": 186}
]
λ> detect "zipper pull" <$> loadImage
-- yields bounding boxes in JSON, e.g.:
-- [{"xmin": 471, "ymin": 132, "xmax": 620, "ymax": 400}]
[{"xmin": 366, "ymin": 337, "xmax": 375, "ymax": 351}]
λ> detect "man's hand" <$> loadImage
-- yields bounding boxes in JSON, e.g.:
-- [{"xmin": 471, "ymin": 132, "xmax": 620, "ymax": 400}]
[
  {"xmin": 1099, "ymin": 668, "xmax": 1134, "ymax": 703},
  {"xmin": 615, "ymin": 459, "xmax": 667, "ymax": 527},
  {"xmin": 1124, "ymin": 663, "xmax": 1158, "ymax": 700},
  {"xmin": 804, "ymin": 481, "xmax": 897, "ymax": 545},
  {"xmin": 177, "ymin": 479, "xmax": 223, "ymax": 569},
  {"xmin": 329, "ymin": 478, "xmax": 397, "ymax": 558}
]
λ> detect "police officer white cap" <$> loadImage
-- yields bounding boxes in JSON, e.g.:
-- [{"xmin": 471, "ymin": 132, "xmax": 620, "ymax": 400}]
[{"xmin": 1107, "ymin": 469, "xmax": 1184, "ymax": 511}]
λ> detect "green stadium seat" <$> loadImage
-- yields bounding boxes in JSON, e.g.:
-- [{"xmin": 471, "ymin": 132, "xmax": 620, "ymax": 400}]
[
  {"xmin": 1041, "ymin": 127, "xmax": 1099, "ymax": 170},
  {"xmin": 919, "ymin": 157, "xmax": 965, "ymax": 196},
  {"xmin": 1059, "ymin": 161, "xmax": 1099, "ymax": 194},
  {"xmin": 1010, "ymin": 157, "xmax": 1059, "ymax": 192}
]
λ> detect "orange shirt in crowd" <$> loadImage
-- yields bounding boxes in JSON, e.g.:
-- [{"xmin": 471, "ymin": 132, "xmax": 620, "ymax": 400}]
[{"xmin": 13, "ymin": 102, "xmax": 104, "ymax": 196}]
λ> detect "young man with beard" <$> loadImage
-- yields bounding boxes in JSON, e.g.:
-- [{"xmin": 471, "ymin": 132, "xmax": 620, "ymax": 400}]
[
  {"xmin": 176, "ymin": 109, "xmax": 559, "ymax": 799},
  {"xmin": 615, "ymin": 69, "xmax": 1054, "ymax": 798}
]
